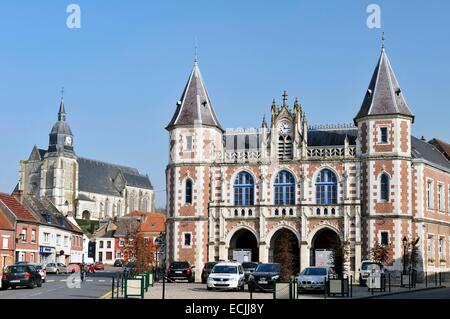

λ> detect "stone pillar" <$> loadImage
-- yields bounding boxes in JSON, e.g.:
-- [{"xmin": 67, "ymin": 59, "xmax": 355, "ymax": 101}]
[
  {"xmin": 300, "ymin": 242, "xmax": 310, "ymax": 271},
  {"xmin": 259, "ymin": 243, "xmax": 268, "ymax": 263}
]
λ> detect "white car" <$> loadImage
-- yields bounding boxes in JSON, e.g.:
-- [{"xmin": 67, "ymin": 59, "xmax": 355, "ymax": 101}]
[{"xmin": 207, "ymin": 262, "xmax": 245, "ymax": 291}]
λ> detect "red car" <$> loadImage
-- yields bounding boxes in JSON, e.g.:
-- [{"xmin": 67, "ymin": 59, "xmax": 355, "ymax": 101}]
[
  {"xmin": 94, "ymin": 262, "xmax": 105, "ymax": 271},
  {"xmin": 67, "ymin": 263, "xmax": 81, "ymax": 273}
]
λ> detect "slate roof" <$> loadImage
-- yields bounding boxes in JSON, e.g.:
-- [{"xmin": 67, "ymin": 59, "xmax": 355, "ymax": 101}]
[
  {"xmin": 429, "ymin": 139, "xmax": 450, "ymax": 161},
  {"xmin": 411, "ymin": 136, "xmax": 450, "ymax": 171},
  {"xmin": 308, "ymin": 128, "xmax": 358, "ymax": 147},
  {"xmin": 113, "ymin": 218, "xmax": 140, "ymax": 237},
  {"xmin": 20, "ymin": 195, "xmax": 74, "ymax": 231},
  {"xmin": 0, "ymin": 193, "xmax": 40, "ymax": 223},
  {"xmin": 355, "ymin": 48, "xmax": 414, "ymax": 123},
  {"xmin": 167, "ymin": 62, "xmax": 223, "ymax": 131},
  {"xmin": 77, "ymin": 157, "xmax": 153, "ymax": 196}
]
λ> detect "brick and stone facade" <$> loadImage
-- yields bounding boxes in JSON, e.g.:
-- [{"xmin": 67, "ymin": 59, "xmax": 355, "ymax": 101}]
[{"xmin": 166, "ymin": 47, "xmax": 450, "ymax": 281}]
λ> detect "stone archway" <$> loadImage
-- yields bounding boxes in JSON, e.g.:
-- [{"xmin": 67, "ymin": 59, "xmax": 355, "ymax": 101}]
[
  {"xmin": 310, "ymin": 227, "xmax": 341, "ymax": 267},
  {"xmin": 269, "ymin": 228, "xmax": 300, "ymax": 275},
  {"xmin": 228, "ymin": 229, "xmax": 259, "ymax": 262}
]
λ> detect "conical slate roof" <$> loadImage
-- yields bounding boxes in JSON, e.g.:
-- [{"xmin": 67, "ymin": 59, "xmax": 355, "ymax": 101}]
[
  {"xmin": 166, "ymin": 61, "xmax": 223, "ymax": 131},
  {"xmin": 355, "ymin": 48, "xmax": 414, "ymax": 123}
]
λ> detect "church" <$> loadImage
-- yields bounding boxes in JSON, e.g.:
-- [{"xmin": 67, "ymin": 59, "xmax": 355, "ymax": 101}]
[
  {"xmin": 165, "ymin": 42, "xmax": 450, "ymax": 281},
  {"xmin": 18, "ymin": 99, "xmax": 154, "ymax": 221}
]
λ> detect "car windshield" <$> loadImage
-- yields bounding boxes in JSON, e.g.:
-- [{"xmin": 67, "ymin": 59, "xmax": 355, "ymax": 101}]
[
  {"xmin": 361, "ymin": 263, "xmax": 381, "ymax": 271},
  {"xmin": 171, "ymin": 262, "xmax": 189, "ymax": 269},
  {"xmin": 47, "ymin": 263, "xmax": 55, "ymax": 267},
  {"xmin": 302, "ymin": 268, "xmax": 327, "ymax": 276},
  {"xmin": 256, "ymin": 264, "xmax": 280, "ymax": 273},
  {"xmin": 8, "ymin": 266, "xmax": 30, "ymax": 273},
  {"xmin": 212, "ymin": 265, "xmax": 238, "ymax": 274},
  {"xmin": 242, "ymin": 262, "xmax": 258, "ymax": 269},
  {"xmin": 205, "ymin": 263, "xmax": 216, "ymax": 269},
  {"xmin": 35, "ymin": 265, "xmax": 42, "ymax": 270}
]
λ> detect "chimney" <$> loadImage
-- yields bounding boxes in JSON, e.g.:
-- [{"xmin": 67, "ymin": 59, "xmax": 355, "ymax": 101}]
[{"xmin": 421, "ymin": 135, "xmax": 426, "ymax": 141}]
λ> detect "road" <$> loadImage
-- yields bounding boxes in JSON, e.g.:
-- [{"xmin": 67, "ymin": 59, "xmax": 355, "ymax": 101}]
[
  {"xmin": 0, "ymin": 268, "xmax": 121, "ymax": 299},
  {"xmin": 371, "ymin": 287, "xmax": 450, "ymax": 299}
]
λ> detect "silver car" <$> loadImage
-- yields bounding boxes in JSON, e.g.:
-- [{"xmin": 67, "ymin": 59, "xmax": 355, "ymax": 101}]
[
  {"xmin": 297, "ymin": 267, "xmax": 331, "ymax": 292},
  {"xmin": 45, "ymin": 263, "xmax": 69, "ymax": 274}
]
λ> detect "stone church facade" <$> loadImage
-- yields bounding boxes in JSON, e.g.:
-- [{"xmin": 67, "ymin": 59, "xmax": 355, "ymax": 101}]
[
  {"xmin": 166, "ymin": 45, "xmax": 450, "ymax": 281},
  {"xmin": 18, "ymin": 100, "xmax": 154, "ymax": 221}
]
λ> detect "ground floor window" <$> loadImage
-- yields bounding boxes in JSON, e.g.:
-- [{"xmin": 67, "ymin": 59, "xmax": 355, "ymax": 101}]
[{"xmin": 106, "ymin": 252, "xmax": 113, "ymax": 260}]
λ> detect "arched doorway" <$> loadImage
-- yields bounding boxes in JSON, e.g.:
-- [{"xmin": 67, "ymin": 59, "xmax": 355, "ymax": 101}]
[
  {"xmin": 82, "ymin": 210, "xmax": 91, "ymax": 221},
  {"xmin": 269, "ymin": 228, "xmax": 300, "ymax": 276},
  {"xmin": 228, "ymin": 229, "xmax": 259, "ymax": 262},
  {"xmin": 310, "ymin": 228, "xmax": 340, "ymax": 266}
]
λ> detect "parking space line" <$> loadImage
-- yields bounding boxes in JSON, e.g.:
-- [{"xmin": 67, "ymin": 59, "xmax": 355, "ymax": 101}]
[{"xmin": 98, "ymin": 280, "xmax": 105, "ymax": 282}]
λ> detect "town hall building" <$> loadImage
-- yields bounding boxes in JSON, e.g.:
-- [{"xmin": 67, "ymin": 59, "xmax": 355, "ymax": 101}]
[
  {"xmin": 166, "ymin": 43, "xmax": 450, "ymax": 281},
  {"xmin": 18, "ymin": 99, "xmax": 155, "ymax": 222}
]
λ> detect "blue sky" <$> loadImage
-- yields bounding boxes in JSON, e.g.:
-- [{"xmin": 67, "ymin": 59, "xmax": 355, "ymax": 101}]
[{"xmin": 0, "ymin": 1, "xmax": 449, "ymax": 208}]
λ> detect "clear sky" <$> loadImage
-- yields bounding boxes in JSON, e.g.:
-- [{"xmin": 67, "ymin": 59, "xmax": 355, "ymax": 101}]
[{"xmin": 0, "ymin": 1, "xmax": 449, "ymax": 208}]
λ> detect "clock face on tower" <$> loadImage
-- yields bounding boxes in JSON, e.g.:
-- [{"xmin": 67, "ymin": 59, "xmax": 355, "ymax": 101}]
[
  {"xmin": 278, "ymin": 121, "xmax": 292, "ymax": 136},
  {"xmin": 65, "ymin": 136, "xmax": 72, "ymax": 145}
]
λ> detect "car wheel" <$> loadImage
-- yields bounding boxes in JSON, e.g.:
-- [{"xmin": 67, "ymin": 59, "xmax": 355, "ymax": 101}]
[
  {"xmin": 42, "ymin": 278, "xmax": 46, "ymax": 283},
  {"xmin": 28, "ymin": 279, "xmax": 35, "ymax": 289},
  {"xmin": 1, "ymin": 285, "xmax": 8, "ymax": 290},
  {"xmin": 37, "ymin": 279, "xmax": 42, "ymax": 288},
  {"xmin": 207, "ymin": 286, "xmax": 212, "ymax": 291}
]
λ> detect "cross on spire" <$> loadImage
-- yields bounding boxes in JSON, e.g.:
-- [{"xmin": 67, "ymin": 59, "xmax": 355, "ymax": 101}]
[
  {"xmin": 60, "ymin": 87, "xmax": 65, "ymax": 100},
  {"xmin": 282, "ymin": 90, "xmax": 288, "ymax": 106},
  {"xmin": 381, "ymin": 32, "xmax": 385, "ymax": 50}
]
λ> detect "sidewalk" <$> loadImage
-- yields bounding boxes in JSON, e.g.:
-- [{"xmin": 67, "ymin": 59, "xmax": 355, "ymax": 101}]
[{"xmin": 143, "ymin": 282, "xmax": 447, "ymax": 300}]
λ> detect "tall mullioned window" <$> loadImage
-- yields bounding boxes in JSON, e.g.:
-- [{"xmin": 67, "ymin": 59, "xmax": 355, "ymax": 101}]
[
  {"xmin": 278, "ymin": 136, "xmax": 293, "ymax": 160},
  {"xmin": 316, "ymin": 169, "xmax": 338, "ymax": 205},
  {"xmin": 427, "ymin": 180, "xmax": 434, "ymax": 209},
  {"xmin": 234, "ymin": 172, "xmax": 254, "ymax": 206},
  {"xmin": 185, "ymin": 179, "xmax": 193, "ymax": 205},
  {"xmin": 380, "ymin": 173, "xmax": 390, "ymax": 201},
  {"xmin": 274, "ymin": 170, "xmax": 295, "ymax": 206}
]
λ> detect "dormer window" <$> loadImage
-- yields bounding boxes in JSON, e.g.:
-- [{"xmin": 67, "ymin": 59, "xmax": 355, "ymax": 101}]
[{"xmin": 380, "ymin": 127, "xmax": 388, "ymax": 144}]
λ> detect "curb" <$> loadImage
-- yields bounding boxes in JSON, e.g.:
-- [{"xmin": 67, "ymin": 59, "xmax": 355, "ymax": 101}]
[
  {"xmin": 99, "ymin": 290, "xmax": 113, "ymax": 299},
  {"xmin": 357, "ymin": 285, "xmax": 447, "ymax": 299}
]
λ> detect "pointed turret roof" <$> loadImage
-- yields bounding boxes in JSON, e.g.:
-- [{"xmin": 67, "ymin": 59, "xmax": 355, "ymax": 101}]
[
  {"xmin": 58, "ymin": 98, "xmax": 66, "ymax": 121},
  {"xmin": 355, "ymin": 48, "xmax": 414, "ymax": 123},
  {"xmin": 166, "ymin": 61, "xmax": 223, "ymax": 132}
]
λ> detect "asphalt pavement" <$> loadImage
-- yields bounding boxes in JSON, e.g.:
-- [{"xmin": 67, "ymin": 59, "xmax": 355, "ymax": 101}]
[
  {"xmin": 370, "ymin": 287, "xmax": 450, "ymax": 299},
  {"xmin": 0, "ymin": 268, "xmax": 122, "ymax": 299}
]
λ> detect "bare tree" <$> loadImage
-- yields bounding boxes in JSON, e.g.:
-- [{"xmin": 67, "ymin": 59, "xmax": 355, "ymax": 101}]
[
  {"xmin": 274, "ymin": 232, "xmax": 296, "ymax": 281},
  {"xmin": 331, "ymin": 241, "xmax": 350, "ymax": 278},
  {"xmin": 371, "ymin": 243, "xmax": 392, "ymax": 265}
]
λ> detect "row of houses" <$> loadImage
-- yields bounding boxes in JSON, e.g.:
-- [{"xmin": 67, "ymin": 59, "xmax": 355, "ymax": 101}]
[
  {"xmin": 0, "ymin": 192, "xmax": 85, "ymax": 272},
  {"xmin": 93, "ymin": 211, "xmax": 165, "ymax": 265}
]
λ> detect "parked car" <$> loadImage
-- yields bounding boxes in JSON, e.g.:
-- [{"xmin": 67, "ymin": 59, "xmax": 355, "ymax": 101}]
[
  {"xmin": 247, "ymin": 263, "xmax": 281, "ymax": 292},
  {"xmin": 359, "ymin": 260, "xmax": 384, "ymax": 286},
  {"xmin": 201, "ymin": 262, "xmax": 218, "ymax": 284},
  {"xmin": 68, "ymin": 263, "xmax": 81, "ymax": 273},
  {"xmin": 1, "ymin": 264, "xmax": 43, "ymax": 290},
  {"xmin": 207, "ymin": 262, "xmax": 245, "ymax": 291},
  {"xmin": 86, "ymin": 263, "xmax": 96, "ymax": 273},
  {"xmin": 297, "ymin": 267, "xmax": 331, "ymax": 292},
  {"xmin": 31, "ymin": 264, "xmax": 46, "ymax": 283},
  {"xmin": 242, "ymin": 262, "xmax": 259, "ymax": 281},
  {"xmin": 113, "ymin": 259, "xmax": 124, "ymax": 267},
  {"xmin": 167, "ymin": 261, "xmax": 195, "ymax": 282},
  {"xmin": 94, "ymin": 262, "xmax": 105, "ymax": 271},
  {"xmin": 45, "ymin": 263, "xmax": 69, "ymax": 274}
]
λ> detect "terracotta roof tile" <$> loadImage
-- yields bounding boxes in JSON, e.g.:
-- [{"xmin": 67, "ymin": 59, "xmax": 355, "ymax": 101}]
[
  {"xmin": 0, "ymin": 193, "xmax": 39, "ymax": 223},
  {"xmin": 0, "ymin": 206, "xmax": 14, "ymax": 230}
]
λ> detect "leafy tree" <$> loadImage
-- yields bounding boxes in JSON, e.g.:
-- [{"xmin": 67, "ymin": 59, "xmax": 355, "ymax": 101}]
[
  {"xmin": 371, "ymin": 242, "xmax": 392, "ymax": 265},
  {"xmin": 274, "ymin": 232, "xmax": 296, "ymax": 281},
  {"xmin": 330, "ymin": 241, "xmax": 350, "ymax": 278}
]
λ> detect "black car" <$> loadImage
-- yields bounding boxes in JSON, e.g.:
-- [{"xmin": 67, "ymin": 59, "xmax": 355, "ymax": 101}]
[
  {"xmin": 242, "ymin": 262, "xmax": 259, "ymax": 281},
  {"xmin": 247, "ymin": 263, "xmax": 281, "ymax": 292},
  {"xmin": 201, "ymin": 262, "xmax": 218, "ymax": 283},
  {"xmin": 114, "ymin": 259, "xmax": 124, "ymax": 267},
  {"xmin": 1, "ymin": 264, "xmax": 43, "ymax": 290},
  {"xmin": 167, "ymin": 261, "xmax": 195, "ymax": 282}
]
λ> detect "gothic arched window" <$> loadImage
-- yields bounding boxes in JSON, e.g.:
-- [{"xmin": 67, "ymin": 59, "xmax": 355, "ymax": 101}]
[
  {"xmin": 185, "ymin": 179, "xmax": 193, "ymax": 205},
  {"xmin": 380, "ymin": 173, "xmax": 390, "ymax": 201},
  {"xmin": 234, "ymin": 172, "xmax": 254, "ymax": 206},
  {"xmin": 274, "ymin": 170, "xmax": 295, "ymax": 205},
  {"xmin": 315, "ymin": 169, "xmax": 338, "ymax": 205}
]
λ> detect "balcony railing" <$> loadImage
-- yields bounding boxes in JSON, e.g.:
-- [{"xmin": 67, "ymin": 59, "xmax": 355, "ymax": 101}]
[
  {"xmin": 304, "ymin": 205, "xmax": 342, "ymax": 217},
  {"xmin": 229, "ymin": 207, "xmax": 258, "ymax": 218},
  {"xmin": 307, "ymin": 146, "xmax": 356, "ymax": 158},
  {"xmin": 215, "ymin": 150, "xmax": 262, "ymax": 163}
]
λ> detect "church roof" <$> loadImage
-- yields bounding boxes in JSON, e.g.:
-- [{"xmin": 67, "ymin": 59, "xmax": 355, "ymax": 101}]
[
  {"xmin": 355, "ymin": 48, "xmax": 414, "ymax": 123},
  {"xmin": 166, "ymin": 61, "xmax": 223, "ymax": 131},
  {"xmin": 308, "ymin": 127, "xmax": 358, "ymax": 147},
  {"xmin": 428, "ymin": 138, "xmax": 450, "ymax": 161},
  {"xmin": 77, "ymin": 157, "xmax": 153, "ymax": 196}
]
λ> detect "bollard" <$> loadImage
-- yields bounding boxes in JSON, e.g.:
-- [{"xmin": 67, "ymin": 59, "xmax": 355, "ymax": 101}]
[
  {"xmin": 111, "ymin": 276, "xmax": 115, "ymax": 299},
  {"xmin": 439, "ymin": 272, "xmax": 442, "ymax": 286},
  {"xmin": 350, "ymin": 276, "xmax": 353, "ymax": 298},
  {"xmin": 435, "ymin": 272, "xmax": 438, "ymax": 286},
  {"xmin": 388, "ymin": 273, "xmax": 391, "ymax": 292},
  {"xmin": 425, "ymin": 271, "xmax": 427, "ymax": 288}
]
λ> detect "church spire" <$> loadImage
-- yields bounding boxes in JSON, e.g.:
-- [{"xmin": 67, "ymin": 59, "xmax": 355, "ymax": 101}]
[
  {"xmin": 58, "ymin": 87, "xmax": 66, "ymax": 121},
  {"xmin": 166, "ymin": 59, "xmax": 223, "ymax": 132},
  {"xmin": 354, "ymin": 45, "xmax": 414, "ymax": 124}
]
